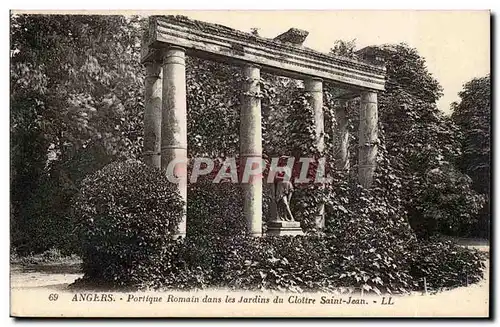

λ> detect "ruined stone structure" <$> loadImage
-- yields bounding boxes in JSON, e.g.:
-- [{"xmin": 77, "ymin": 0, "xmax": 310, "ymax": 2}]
[{"xmin": 141, "ymin": 15, "xmax": 386, "ymax": 237}]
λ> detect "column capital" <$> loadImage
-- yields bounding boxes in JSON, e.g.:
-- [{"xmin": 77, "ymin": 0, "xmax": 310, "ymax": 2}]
[
  {"xmin": 360, "ymin": 90, "xmax": 378, "ymax": 104},
  {"xmin": 162, "ymin": 46, "xmax": 186, "ymax": 65},
  {"xmin": 304, "ymin": 77, "xmax": 323, "ymax": 92},
  {"xmin": 244, "ymin": 63, "xmax": 262, "ymax": 70},
  {"xmin": 242, "ymin": 64, "xmax": 261, "ymax": 80},
  {"xmin": 163, "ymin": 45, "xmax": 186, "ymax": 53}
]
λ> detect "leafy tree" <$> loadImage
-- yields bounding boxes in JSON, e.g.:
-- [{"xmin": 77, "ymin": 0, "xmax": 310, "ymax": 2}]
[
  {"xmin": 10, "ymin": 14, "xmax": 145, "ymax": 252},
  {"xmin": 11, "ymin": 14, "xmax": 144, "ymax": 160},
  {"xmin": 451, "ymin": 75, "xmax": 491, "ymax": 194},
  {"xmin": 330, "ymin": 42, "xmax": 484, "ymax": 238},
  {"xmin": 330, "ymin": 39, "xmax": 358, "ymax": 59},
  {"xmin": 373, "ymin": 44, "xmax": 484, "ymax": 238},
  {"xmin": 451, "ymin": 75, "xmax": 491, "ymax": 237},
  {"xmin": 356, "ymin": 44, "xmax": 443, "ymax": 104}
]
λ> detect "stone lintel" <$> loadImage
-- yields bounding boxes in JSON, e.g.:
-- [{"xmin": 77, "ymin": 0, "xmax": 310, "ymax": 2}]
[{"xmin": 142, "ymin": 15, "xmax": 386, "ymax": 92}]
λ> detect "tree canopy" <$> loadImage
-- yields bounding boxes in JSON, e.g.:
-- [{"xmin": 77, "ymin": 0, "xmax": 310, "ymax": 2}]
[
  {"xmin": 451, "ymin": 75, "xmax": 491, "ymax": 237},
  {"xmin": 10, "ymin": 14, "xmax": 145, "ymax": 252},
  {"xmin": 451, "ymin": 75, "xmax": 491, "ymax": 194},
  {"xmin": 331, "ymin": 41, "xmax": 485, "ymax": 238}
]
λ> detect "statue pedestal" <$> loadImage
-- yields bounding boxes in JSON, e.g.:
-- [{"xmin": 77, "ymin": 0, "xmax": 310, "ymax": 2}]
[{"xmin": 267, "ymin": 221, "xmax": 304, "ymax": 236}]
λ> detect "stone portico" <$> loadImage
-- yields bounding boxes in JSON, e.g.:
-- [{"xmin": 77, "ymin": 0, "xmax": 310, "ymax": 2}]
[{"xmin": 141, "ymin": 15, "xmax": 386, "ymax": 237}]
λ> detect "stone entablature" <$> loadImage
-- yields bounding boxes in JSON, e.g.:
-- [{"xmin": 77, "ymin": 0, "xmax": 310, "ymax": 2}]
[{"xmin": 141, "ymin": 15, "xmax": 386, "ymax": 92}]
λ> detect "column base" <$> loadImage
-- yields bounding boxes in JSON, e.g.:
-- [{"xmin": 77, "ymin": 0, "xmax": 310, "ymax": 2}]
[{"xmin": 267, "ymin": 221, "xmax": 304, "ymax": 236}]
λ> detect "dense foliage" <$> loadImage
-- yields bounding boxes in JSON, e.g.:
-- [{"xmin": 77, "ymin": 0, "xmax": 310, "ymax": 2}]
[
  {"xmin": 186, "ymin": 58, "xmax": 241, "ymax": 157},
  {"xmin": 11, "ymin": 14, "xmax": 145, "ymax": 253},
  {"xmin": 73, "ymin": 160, "xmax": 184, "ymax": 285},
  {"xmin": 451, "ymin": 75, "xmax": 491, "ymax": 237},
  {"xmin": 451, "ymin": 75, "xmax": 490, "ymax": 194},
  {"xmin": 409, "ymin": 238, "xmax": 485, "ymax": 291},
  {"xmin": 187, "ymin": 174, "xmax": 245, "ymax": 237},
  {"xmin": 84, "ymin": 233, "xmax": 484, "ymax": 293},
  {"xmin": 330, "ymin": 42, "xmax": 486, "ymax": 238}
]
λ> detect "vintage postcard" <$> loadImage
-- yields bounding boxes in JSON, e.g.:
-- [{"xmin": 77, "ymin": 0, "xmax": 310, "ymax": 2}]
[{"xmin": 10, "ymin": 9, "xmax": 491, "ymax": 318}]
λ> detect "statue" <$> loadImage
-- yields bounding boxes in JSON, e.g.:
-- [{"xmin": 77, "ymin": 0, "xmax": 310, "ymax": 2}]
[
  {"xmin": 271, "ymin": 166, "xmax": 295, "ymax": 222},
  {"xmin": 267, "ymin": 162, "xmax": 303, "ymax": 235}
]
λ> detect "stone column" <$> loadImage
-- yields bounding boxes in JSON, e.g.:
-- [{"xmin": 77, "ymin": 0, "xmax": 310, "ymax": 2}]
[
  {"xmin": 143, "ymin": 61, "xmax": 162, "ymax": 168},
  {"xmin": 304, "ymin": 78, "xmax": 325, "ymax": 230},
  {"xmin": 335, "ymin": 100, "xmax": 350, "ymax": 171},
  {"xmin": 161, "ymin": 46, "xmax": 187, "ymax": 237},
  {"xmin": 305, "ymin": 78, "xmax": 325, "ymax": 153},
  {"xmin": 358, "ymin": 91, "xmax": 378, "ymax": 188},
  {"xmin": 240, "ymin": 64, "xmax": 263, "ymax": 237}
]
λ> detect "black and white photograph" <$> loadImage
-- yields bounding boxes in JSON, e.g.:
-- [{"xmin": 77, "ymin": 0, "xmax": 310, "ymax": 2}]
[{"xmin": 9, "ymin": 9, "xmax": 491, "ymax": 318}]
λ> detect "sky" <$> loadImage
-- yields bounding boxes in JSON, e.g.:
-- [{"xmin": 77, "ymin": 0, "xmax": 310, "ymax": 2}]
[{"xmin": 165, "ymin": 10, "xmax": 490, "ymax": 114}]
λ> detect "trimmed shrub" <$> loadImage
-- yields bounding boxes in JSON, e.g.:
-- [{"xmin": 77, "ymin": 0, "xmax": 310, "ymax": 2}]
[{"xmin": 73, "ymin": 159, "xmax": 184, "ymax": 286}]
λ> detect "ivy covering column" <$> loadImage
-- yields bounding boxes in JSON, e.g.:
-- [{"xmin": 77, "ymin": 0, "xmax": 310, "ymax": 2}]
[
  {"xmin": 304, "ymin": 78, "xmax": 325, "ymax": 230},
  {"xmin": 161, "ymin": 46, "xmax": 188, "ymax": 237},
  {"xmin": 358, "ymin": 91, "xmax": 378, "ymax": 188},
  {"xmin": 335, "ymin": 100, "xmax": 350, "ymax": 171},
  {"xmin": 143, "ymin": 61, "xmax": 162, "ymax": 168}
]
